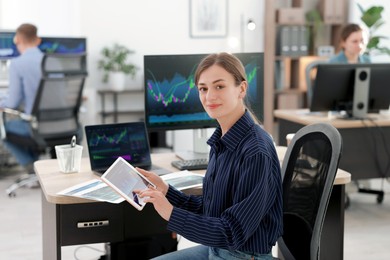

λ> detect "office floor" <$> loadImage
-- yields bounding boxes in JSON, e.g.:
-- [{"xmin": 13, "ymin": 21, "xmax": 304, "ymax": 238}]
[{"xmin": 1, "ymin": 165, "xmax": 390, "ymax": 259}]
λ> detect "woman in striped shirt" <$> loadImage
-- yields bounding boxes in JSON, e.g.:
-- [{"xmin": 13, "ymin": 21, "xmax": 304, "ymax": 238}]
[{"xmin": 138, "ymin": 52, "xmax": 283, "ymax": 260}]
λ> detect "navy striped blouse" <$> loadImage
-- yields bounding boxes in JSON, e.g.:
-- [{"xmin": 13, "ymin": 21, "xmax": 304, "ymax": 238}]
[{"xmin": 166, "ymin": 111, "xmax": 283, "ymax": 254}]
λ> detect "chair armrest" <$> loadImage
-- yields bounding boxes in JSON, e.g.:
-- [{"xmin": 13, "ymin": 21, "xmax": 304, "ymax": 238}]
[
  {"xmin": 2, "ymin": 108, "xmax": 36, "ymax": 121},
  {"xmin": 0, "ymin": 108, "xmax": 38, "ymax": 140}
]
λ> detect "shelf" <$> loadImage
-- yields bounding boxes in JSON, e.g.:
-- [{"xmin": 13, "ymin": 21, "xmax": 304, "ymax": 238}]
[
  {"xmin": 97, "ymin": 88, "xmax": 143, "ymax": 94},
  {"xmin": 97, "ymin": 88, "xmax": 144, "ymax": 123},
  {"xmin": 99, "ymin": 110, "xmax": 144, "ymax": 116},
  {"xmin": 275, "ymin": 88, "xmax": 305, "ymax": 95},
  {"xmin": 275, "ymin": 56, "xmax": 301, "ymax": 61}
]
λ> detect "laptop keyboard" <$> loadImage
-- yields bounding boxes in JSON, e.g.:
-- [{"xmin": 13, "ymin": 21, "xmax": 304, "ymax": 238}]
[{"xmin": 171, "ymin": 158, "xmax": 208, "ymax": 171}]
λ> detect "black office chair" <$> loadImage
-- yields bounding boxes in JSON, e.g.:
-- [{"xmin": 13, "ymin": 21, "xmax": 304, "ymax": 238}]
[
  {"xmin": 1, "ymin": 53, "xmax": 87, "ymax": 197},
  {"xmin": 277, "ymin": 123, "xmax": 342, "ymax": 260}
]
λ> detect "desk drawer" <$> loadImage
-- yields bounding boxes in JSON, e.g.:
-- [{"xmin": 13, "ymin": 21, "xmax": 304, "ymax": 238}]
[{"xmin": 60, "ymin": 202, "xmax": 123, "ymax": 246}]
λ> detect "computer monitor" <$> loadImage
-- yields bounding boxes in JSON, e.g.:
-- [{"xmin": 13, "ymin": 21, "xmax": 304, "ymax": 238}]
[
  {"xmin": 39, "ymin": 37, "xmax": 87, "ymax": 54},
  {"xmin": 0, "ymin": 33, "xmax": 86, "ymax": 58},
  {"xmin": 144, "ymin": 52, "xmax": 264, "ymax": 158},
  {"xmin": 310, "ymin": 63, "xmax": 390, "ymax": 118},
  {"xmin": 0, "ymin": 31, "xmax": 19, "ymax": 60},
  {"xmin": 144, "ymin": 53, "xmax": 263, "ymax": 130}
]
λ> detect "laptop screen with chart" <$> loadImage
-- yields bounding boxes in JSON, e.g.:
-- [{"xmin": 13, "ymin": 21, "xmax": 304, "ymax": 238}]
[{"xmin": 85, "ymin": 122, "xmax": 168, "ymax": 175}]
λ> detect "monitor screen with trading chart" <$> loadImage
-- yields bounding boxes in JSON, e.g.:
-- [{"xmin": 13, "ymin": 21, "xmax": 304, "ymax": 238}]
[
  {"xmin": 143, "ymin": 52, "xmax": 264, "ymax": 160},
  {"xmin": 143, "ymin": 52, "xmax": 264, "ymax": 131},
  {"xmin": 38, "ymin": 37, "xmax": 86, "ymax": 54}
]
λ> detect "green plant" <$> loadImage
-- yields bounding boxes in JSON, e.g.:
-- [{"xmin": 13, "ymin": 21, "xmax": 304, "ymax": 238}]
[
  {"xmin": 358, "ymin": 4, "xmax": 390, "ymax": 56},
  {"xmin": 98, "ymin": 43, "xmax": 138, "ymax": 83}
]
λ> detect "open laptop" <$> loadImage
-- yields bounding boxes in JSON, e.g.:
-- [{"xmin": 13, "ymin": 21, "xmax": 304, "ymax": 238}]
[{"xmin": 85, "ymin": 122, "xmax": 171, "ymax": 176}]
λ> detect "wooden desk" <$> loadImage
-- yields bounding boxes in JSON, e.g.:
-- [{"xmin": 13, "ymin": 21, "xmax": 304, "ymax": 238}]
[
  {"xmin": 36, "ymin": 151, "xmax": 350, "ymax": 260},
  {"xmin": 36, "ymin": 155, "xmax": 177, "ymax": 260},
  {"xmin": 275, "ymin": 109, "xmax": 390, "ymax": 181}
]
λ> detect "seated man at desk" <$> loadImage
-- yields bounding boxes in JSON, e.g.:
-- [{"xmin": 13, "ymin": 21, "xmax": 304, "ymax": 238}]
[{"xmin": 0, "ymin": 23, "xmax": 43, "ymax": 179}]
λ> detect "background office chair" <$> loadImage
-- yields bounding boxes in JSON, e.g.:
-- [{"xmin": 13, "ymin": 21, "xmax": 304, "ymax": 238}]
[
  {"xmin": 1, "ymin": 53, "xmax": 87, "ymax": 197},
  {"xmin": 277, "ymin": 123, "xmax": 342, "ymax": 260}
]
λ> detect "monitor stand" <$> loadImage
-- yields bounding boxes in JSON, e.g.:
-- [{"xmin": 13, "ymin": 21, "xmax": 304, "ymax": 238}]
[
  {"xmin": 335, "ymin": 67, "xmax": 371, "ymax": 120},
  {"xmin": 175, "ymin": 129, "xmax": 209, "ymax": 161},
  {"xmin": 352, "ymin": 67, "xmax": 370, "ymax": 119}
]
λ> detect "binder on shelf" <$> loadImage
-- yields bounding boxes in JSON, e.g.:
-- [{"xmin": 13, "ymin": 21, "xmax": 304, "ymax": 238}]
[
  {"xmin": 276, "ymin": 26, "xmax": 291, "ymax": 56},
  {"xmin": 277, "ymin": 25, "xmax": 309, "ymax": 57},
  {"xmin": 290, "ymin": 26, "xmax": 299, "ymax": 56},
  {"xmin": 298, "ymin": 26, "xmax": 308, "ymax": 56}
]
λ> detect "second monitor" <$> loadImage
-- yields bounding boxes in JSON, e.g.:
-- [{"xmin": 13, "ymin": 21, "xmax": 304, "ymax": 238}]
[{"xmin": 311, "ymin": 63, "xmax": 390, "ymax": 118}]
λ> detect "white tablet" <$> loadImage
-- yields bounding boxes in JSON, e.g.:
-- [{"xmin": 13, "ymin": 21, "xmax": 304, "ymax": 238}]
[{"xmin": 101, "ymin": 157, "xmax": 156, "ymax": 210}]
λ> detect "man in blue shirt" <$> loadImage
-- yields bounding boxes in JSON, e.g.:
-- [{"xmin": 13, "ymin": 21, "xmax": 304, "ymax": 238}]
[{"xmin": 0, "ymin": 23, "xmax": 43, "ymax": 175}]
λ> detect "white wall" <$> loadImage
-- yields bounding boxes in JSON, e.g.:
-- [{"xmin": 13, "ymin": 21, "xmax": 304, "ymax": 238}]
[{"xmin": 0, "ymin": 0, "xmax": 81, "ymax": 36}]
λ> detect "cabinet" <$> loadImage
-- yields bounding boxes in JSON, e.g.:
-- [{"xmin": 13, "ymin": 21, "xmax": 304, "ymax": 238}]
[
  {"xmin": 319, "ymin": 0, "xmax": 346, "ymax": 25},
  {"xmin": 263, "ymin": 0, "xmax": 347, "ymax": 132}
]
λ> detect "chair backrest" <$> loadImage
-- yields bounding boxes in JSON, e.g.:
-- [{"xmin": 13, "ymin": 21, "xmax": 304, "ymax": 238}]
[
  {"xmin": 305, "ymin": 60, "xmax": 327, "ymax": 108},
  {"xmin": 32, "ymin": 53, "xmax": 87, "ymax": 147},
  {"xmin": 278, "ymin": 123, "xmax": 342, "ymax": 260}
]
